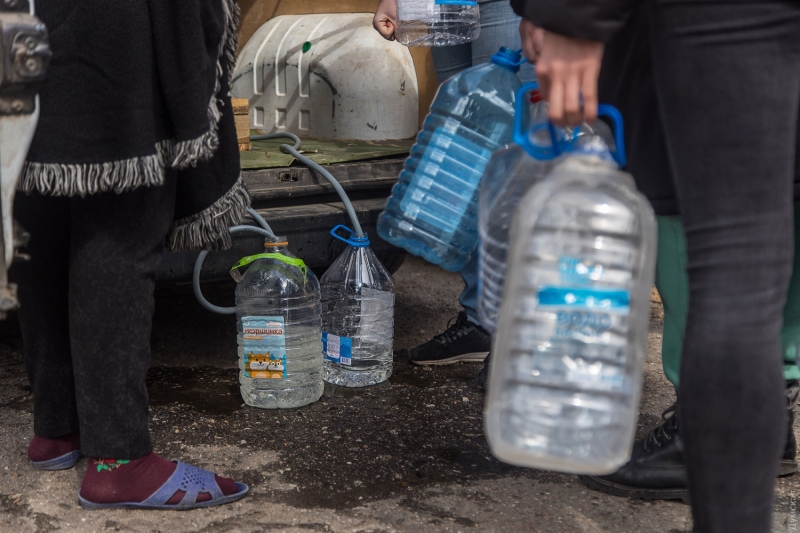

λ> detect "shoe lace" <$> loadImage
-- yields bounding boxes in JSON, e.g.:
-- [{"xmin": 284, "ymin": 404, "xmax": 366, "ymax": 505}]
[
  {"xmin": 642, "ymin": 403, "xmax": 679, "ymax": 453},
  {"xmin": 434, "ymin": 314, "xmax": 469, "ymax": 344}
]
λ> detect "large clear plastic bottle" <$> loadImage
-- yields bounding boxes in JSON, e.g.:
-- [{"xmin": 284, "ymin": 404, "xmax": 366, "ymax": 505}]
[
  {"xmin": 234, "ymin": 239, "xmax": 323, "ymax": 408},
  {"xmin": 478, "ymin": 84, "xmax": 616, "ymax": 334},
  {"xmin": 478, "ymin": 82, "xmax": 551, "ymax": 334},
  {"xmin": 485, "ymin": 108, "xmax": 657, "ymax": 474},
  {"xmin": 377, "ymin": 47, "xmax": 524, "ymax": 272},
  {"xmin": 321, "ymin": 226, "xmax": 396, "ymax": 388},
  {"xmin": 396, "ymin": 0, "xmax": 480, "ymax": 47}
]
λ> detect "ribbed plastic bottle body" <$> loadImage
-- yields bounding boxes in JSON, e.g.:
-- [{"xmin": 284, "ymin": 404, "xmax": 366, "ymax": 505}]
[
  {"xmin": 321, "ymin": 246, "xmax": 396, "ymax": 388},
  {"xmin": 477, "ymin": 102, "xmax": 552, "ymax": 333},
  {"xmin": 235, "ymin": 254, "xmax": 323, "ymax": 409},
  {"xmin": 377, "ymin": 61, "xmax": 520, "ymax": 272},
  {"xmin": 396, "ymin": 0, "xmax": 480, "ymax": 47},
  {"xmin": 478, "ymin": 146, "xmax": 555, "ymax": 334},
  {"xmin": 485, "ymin": 156, "xmax": 656, "ymax": 474}
]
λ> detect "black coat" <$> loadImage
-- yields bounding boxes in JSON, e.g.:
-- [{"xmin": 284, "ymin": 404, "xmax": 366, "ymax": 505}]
[
  {"xmin": 20, "ymin": 0, "xmax": 249, "ymax": 250},
  {"xmin": 511, "ymin": 0, "xmax": 800, "ymax": 216}
]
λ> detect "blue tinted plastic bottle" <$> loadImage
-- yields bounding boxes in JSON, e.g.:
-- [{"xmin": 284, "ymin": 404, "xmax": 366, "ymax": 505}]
[{"xmin": 377, "ymin": 48, "xmax": 524, "ymax": 272}]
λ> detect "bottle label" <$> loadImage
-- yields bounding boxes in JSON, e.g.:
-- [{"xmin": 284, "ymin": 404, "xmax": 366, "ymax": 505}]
[
  {"xmin": 242, "ymin": 316, "xmax": 287, "ymax": 379},
  {"xmin": 530, "ymin": 256, "xmax": 632, "ymax": 391},
  {"xmin": 323, "ymin": 332, "xmax": 353, "ymax": 366},
  {"xmin": 435, "ymin": 0, "xmax": 478, "ymax": 4}
]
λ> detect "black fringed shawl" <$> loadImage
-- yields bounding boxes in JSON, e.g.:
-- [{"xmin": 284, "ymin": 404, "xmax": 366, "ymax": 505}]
[{"xmin": 21, "ymin": 0, "xmax": 249, "ymax": 251}]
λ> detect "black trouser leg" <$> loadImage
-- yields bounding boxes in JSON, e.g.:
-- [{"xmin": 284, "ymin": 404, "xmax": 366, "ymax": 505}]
[
  {"xmin": 12, "ymin": 192, "xmax": 77, "ymax": 439},
  {"xmin": 68, "ymin": 179, "xmax": 176, "ymax": 458},
  {"xmin": 649, "ymin": 1, "xmax": 800, "ymax": 531}
]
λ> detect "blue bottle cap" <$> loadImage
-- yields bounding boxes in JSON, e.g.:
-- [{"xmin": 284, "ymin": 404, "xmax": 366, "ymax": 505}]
[
  {"xmin": 331, "ymin": 225, "xmax": 370, "ymax": 248},
  {"xmin": 491, "ymin": 47, "xmax": 527, "ymax": 73}
]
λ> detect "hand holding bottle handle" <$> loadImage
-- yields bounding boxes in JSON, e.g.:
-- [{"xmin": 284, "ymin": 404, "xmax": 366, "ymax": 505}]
[
  {"xmin": 549, "ymin": 104, "xmax": 627, "ymax": 167},
  {"xmin": 513, "ymin": 82, "xmax": 627, "ymax": 167}
]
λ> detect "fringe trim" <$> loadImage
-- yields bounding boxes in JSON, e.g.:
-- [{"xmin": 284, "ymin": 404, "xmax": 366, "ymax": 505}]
[
  {"xmin": 19, "ymin": 156, "xmax": 165, "ymax": 197},
  {"xmin": 19, "ymin": 0, "xmax": 242, "ymax": 197},
  {"xmin": 157, "ymin": 0, "xmax": 240, "ymax": 171},
  {"xmin": 166, "ymin": 173, "xmax": 251, "ymax": 252}
]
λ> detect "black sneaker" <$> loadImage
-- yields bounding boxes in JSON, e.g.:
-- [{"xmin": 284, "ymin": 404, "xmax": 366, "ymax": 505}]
[
  {"xmin": 580, "ymin": 385, "xmax": 799, "ymax": 503},
  {"xmin": 408, "ymin": 312, "xmax": 491, "ymax": 365}
]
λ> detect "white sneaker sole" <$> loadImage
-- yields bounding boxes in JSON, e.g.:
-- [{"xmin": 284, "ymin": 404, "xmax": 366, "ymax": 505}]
[{"xmin": 410, "ymin": 351, "xmax": 489, "ymax": 365}]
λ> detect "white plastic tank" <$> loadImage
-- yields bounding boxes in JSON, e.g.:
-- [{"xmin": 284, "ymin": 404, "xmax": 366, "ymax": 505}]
[{"xmin": 233, "ymin": 13, "xmax": 420, "ymax": 141}]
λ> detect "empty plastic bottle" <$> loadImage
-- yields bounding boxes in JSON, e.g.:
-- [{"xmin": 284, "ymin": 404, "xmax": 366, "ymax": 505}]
[
  {"xmin": 485, "ymin": 108, "xmax": 657, "ymax": 474},
  {"xmin": 321, "ymin": 226, "xmax": 396, "ymax": 388},
  {"xmin": 478, "ymin": 82, "xmax": 551, "ymax": 334},
  {"xmin": 233, "ymin": 239, "xmax": 323, "ymax": 408},
  {"xmin": 478, "ymin": 83, "xmax": 615, "ymax": 334},
  {"xmin": 378, "ymin": 47, "xmax": 525, "ymax": 272},
  {"xmin": 396, "ymin": 0, "xmax": 480, "ymax": 47}
]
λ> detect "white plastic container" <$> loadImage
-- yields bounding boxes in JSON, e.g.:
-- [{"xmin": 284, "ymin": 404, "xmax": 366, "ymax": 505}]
[
  {"xmin": 233, "ymin": 13, "xmax": 419, "ymax": 141},
  {"xmin": 485, "ymin": 109, "xmax": 657, "ymax": 474}
]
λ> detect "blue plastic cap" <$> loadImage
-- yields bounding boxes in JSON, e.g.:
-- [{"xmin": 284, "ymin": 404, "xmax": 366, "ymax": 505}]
[
  {"xmin": 331, "ymin": 225, "xmax": 370, "ymax": 248},
  {"xmin": 491, "ymin": 47, "xmax": 526, "ymax": 72}
]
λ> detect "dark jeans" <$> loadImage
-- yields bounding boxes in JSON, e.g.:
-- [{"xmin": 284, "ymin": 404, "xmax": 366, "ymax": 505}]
[
  {"xmin": 11, "ymin": 180, "xmax": 176, "ymax": 458},
  {"xmin": 616, "ymin": 1, "xmax": 800, "ymax": 531}
]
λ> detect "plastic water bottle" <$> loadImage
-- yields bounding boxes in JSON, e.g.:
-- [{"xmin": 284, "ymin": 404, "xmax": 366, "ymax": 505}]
[
  {"xmin": 484, "ymin": 107, "xmax": 657, "ymax": 474},
  {"xmin": 321, "ymin": 226, "xmax": 396, "ymax": 388},
  {"xmin": 478, "ymin": 83, "xmax": 616, "ymax": 334},
  {"xmin": 377, "ymin": 47, "xmax": 524, "ymax": 272},
  {"xmin": 478, "ymin": 82, "xmax": 551, "ymax": 334},
  {"xmin": 396, "ymin": 0, "xmax": 480, "ymax": 47},
  {"xmin": 233, "ymin": 239, "xmax": 324, "ymax": 408}
]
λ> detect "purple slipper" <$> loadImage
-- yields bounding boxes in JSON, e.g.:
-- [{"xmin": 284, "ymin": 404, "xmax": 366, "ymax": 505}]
[
  {"xmin": 32, "ymin": 450, "xmax": 81, "ymax": 471},
  {"xmin": 77, "ymin": 461, "xmax": 249, "ymax": 510}
]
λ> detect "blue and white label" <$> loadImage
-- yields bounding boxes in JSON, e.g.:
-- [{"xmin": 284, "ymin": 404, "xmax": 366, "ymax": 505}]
[
  {"xmin": 538, "ymin": 287, "xmax": 630, "ymax": 311},
  {"xmin": 435, "ymin": 0, "xmax": 477, "ymax": 4},
  {"xmin": 323, "ymin": 332, "xmax": 353, "ymax": 366}
]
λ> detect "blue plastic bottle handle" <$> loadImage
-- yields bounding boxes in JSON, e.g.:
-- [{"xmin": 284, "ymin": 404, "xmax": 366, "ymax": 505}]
[
  {"xmin": 596, "ymin": 104, "xmax": 627, "ymax": 168},
  {"xmin": 331, "ymin": 225, "xmax": 370, "ymax": 248},
  {"xmin": 512, "ymin": 81, "xmax": 541, "ymax": 149},
  {"xmin": 513, "ymin": 81, "xmax": 559, "ymax": 161},
  {"xmin": 543, "ymin": 105, "xmax": 628, "ymax": 167}
]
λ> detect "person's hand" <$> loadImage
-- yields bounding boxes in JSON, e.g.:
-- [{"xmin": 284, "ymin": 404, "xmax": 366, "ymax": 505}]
[
  {"xmin": 519, "ymin": 20, "xmax": 546, "ymax": 64},
  {"xmin": 373, "ymin": 0, "xmax": 398, "ymax": 41},
  {"xmin": 536, "ymin": 32, "xmax": 604, "ymax": 127}
]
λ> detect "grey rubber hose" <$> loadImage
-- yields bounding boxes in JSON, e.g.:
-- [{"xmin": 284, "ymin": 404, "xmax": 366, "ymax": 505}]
[
  {"xmin": 192, "ymin": 225, "xmax": 278, "ymax": 315},
  {"xmin": 194, "ymin": 132, "xmax": 364, "ymax": 315},
  {"xmin": 250, "ymin": 133, "xmax": 365, "ymax": 238}
]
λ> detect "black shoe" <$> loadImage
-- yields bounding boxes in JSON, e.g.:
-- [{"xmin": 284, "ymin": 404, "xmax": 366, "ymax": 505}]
[
  {"xmin": 581, "ymin": 385, "xmax": 799, "ymax": 502},
  {"xmin": 408, "ymin": 312, "xmax": 491, "ymax": 365},
  {"xmin": 580, "ymin": 403, "xmax": 689, "ymax": 502}
]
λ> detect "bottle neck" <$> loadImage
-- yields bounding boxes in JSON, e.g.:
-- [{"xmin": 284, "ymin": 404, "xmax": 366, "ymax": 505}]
[{"xmin": 264, "ymin": 242, "xmax": 290, "ymax": 255}]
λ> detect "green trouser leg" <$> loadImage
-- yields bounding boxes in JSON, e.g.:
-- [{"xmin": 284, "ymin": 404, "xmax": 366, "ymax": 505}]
[{"xmin": 657, "ymin": 204, "xmax": 800, "ymax": 389}]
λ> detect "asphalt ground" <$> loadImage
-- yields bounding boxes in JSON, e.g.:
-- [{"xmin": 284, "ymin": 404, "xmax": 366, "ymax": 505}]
[{"xmin": 0, "ymin": 255, "xmax": 798, "ymax": 532}]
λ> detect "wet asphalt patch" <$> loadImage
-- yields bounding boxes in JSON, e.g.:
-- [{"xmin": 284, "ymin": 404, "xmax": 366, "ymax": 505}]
[{"xmin": 146, "ymin": 353, "xmax": 541, "ymax": 510}]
